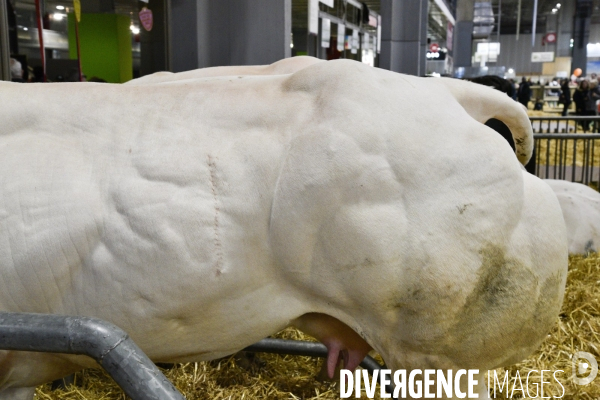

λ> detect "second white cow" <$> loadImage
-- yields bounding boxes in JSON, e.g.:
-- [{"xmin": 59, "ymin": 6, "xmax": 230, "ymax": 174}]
[
  {"xmin": 0, "ymin": 59, "xmax": 567, "ymax": 399},
  {"xmin": 545, "ymin": 179, "xmax": 600, "ymax": 254}
]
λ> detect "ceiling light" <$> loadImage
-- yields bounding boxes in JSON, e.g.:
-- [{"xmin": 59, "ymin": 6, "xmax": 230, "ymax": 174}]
[
  {"xmin": 552, "ymin": 8, "xmax": 557, "ymax": 13},
  {"xmin": 56, "ymin": 5, "xmax": 65, "ymax": 10},
  {"xmin": 52, "ymin": 12, "xmax": 65, "ymax": 20},
  {"xmin": 130, "ymin": 24, "xmax": 140, "ymax": 34},
  {"xmin": 556, "ymin": 3, "xmax": 561, "ymax": 8}
]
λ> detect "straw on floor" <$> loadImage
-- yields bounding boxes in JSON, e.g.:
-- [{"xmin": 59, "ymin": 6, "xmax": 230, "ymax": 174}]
[{"xmin": 36, "ymin": 253, "xmax": 600, "ymax": 399}]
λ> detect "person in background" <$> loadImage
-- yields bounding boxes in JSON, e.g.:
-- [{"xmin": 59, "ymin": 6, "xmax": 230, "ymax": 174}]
[
  {"xmin": 573, "ymin": 79, "xmax": 598, "ymax": 132},
  {"xmin": 508, "ymin": 78, "xmax": 518, "ymax": 101},
  {"xmin": 593, "ymin": 74, "xmax": 600, "ymax": 107},
  {"xmin": 560, "ymin": 78, "xmax": 572, "ymax": 116},
  {"xmin": 545, "ymin": 78, "xmax": 560, "ymax": 107},
  {"xmin": 9, "ymin": 58, "xmax": 23, "ymax": 82},
  {"xmin": 517, "ymin": 77, "xmax": 532, "ymax": 109}
]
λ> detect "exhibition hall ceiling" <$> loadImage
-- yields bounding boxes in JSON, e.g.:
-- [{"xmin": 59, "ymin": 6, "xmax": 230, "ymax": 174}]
[
  {"xmin": 293, "ymin": 0, "xmax": 600, "ymax": 37},
  {"xmin": 492, "ymin": 0, "xmax": 600, "ymax": 35}
]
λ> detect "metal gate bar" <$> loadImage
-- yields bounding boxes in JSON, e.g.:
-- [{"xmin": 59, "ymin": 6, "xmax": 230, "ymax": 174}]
[
  {"xmin": 533, "ymin": 134, "xmax": 600, "ymax": 187},
  {"xmin": 244, "ymin": 338, "xmax": 396, "ymax": 397},
  {"xmin": 530, "ymin": 116, "xmax": 600, "ymax": 134},
  {"xmin": 0, "ymin": 312, "xmax": 185, "ymax": 400},
  {"xmin": 0, "ymin": 312, "xmax": 397, "ymax": 399}
]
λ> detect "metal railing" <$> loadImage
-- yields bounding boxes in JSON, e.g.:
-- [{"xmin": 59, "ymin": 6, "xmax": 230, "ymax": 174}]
[
  {"xmin": 244, "ymin": 338, "xmax": 395, "ymax": 395},
  {"xmin": 530, "ymin": 116, "xmax": 600, "ymax": 134},
  {"xmin": 0, "ymin": 312, "xmax": 393, "ymax": 399},
  {"xmin": 0, "ymin": 312, "xmax": 185, "ymax": 400},
  {"xmin": 533, "ymin": 134, "xmax": 600, "ymax": 187}
]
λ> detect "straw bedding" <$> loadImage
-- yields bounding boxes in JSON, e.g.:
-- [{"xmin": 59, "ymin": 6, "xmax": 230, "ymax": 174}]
[
  {"xmin": 35, "ymin": 254, "xmax": 600, "ymax": 399},
  {"xmin": 535, "ymin": 138, "xmax": 600, "ymax": 168}
]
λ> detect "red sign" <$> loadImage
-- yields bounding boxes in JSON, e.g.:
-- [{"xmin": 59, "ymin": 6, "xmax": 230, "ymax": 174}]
[
  {"xmin": 430, "ymin": 43, "xmax": 440, "ymax": 52},
  {"xmin": 139, "ymin": 7, "xmax": 153, "ymax": 32},
  {"xmin": 543, "ymin": 32, "xmax": 557, "ymax": 45}
]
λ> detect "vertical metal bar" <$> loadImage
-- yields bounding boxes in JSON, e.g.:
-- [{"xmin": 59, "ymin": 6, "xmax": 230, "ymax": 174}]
[
  {"xmin": 597, "ymin": 140, "xmax": 600, "ymax": 189},
  {"xmin": 0, "ymin": 0, "xmax": 10, "ymax": 81},
  {"xmin": 581, "ymin": 140, "xmax": 589, "ymax": 184},
  {"xmin": 553, "ymin": 137, "xmax": 558, "ymax": 178},
  {"xmin": 532, "ymin": 0, "xmax": 538, "ymax": 47},
  {"xmin": 559, "ymin": 138, "xmax": 564, "ymax": 179},
  {"xmin": 584, "ymin": 139, "xmax": 590, "ymax": 184},
  {"xmin": 497, "ymin": 0, "xmax": 502, "ymax": 43},
  {"xmin": 75, "ymin": 17, "xmax": 83, "ymax": 82},
  {"xmin": 592, "ymin": 139, "xmax": 597, "ymax": 186},
  {"xmin": 589, "ymin": 137, "xmax": 592, "ymax": 184},
  {"xmin": 572, "ymin": 139, "xmax": 577, "ymax": 182},
  {"xmin": 582, "ymin": 139, "xmax": 587, "ymax": 184},
  {"xmin": 516, "ymin": 0, "xmax": 522, "ymax": 41},
  {"xmin": 535, "ymin": 138, "xmax": 541, "ymax": 176},
  {"xmin": 164, "ymin": 0, "xmax": 172, "ymax": 71},
  {"xmin": 552, "ymin": 138, "xmax": 555, "ymax": 179},
  {"xmin": 34, "ymin": 0, "xmax": 46, "ymax": 82},
  {"xmin": 544, "ymin": 139, "xmax": 550, "ymax": 179}
]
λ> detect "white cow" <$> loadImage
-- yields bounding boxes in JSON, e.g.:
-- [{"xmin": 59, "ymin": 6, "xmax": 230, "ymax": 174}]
[
  {"xmin": 0, "ymin": 59, "xmax": 567, "ymax": 399},
  {"xmin": 544, "ymin": 179, "xmax": 600, "ymax": 254}
]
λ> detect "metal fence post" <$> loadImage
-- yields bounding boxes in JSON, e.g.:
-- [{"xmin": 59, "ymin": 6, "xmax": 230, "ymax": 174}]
[{"xmin": 0, "ymin": 0, "xmax": 11, "ymax": 81}]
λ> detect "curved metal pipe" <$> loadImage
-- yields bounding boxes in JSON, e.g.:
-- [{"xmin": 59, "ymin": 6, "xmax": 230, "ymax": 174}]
[
  {"xmin": 0, "ymin": 312, "xmax": 397, "ymax": 398},
  {"xmin": 244, "ymin": 338, "xmax": 396, "ymax": 397},
  {"xmin": 0, "ymin": 312, "xmax": 184, "ymax": 400}
]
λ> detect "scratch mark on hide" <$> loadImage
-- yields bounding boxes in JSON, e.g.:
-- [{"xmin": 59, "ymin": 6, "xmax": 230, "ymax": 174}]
[{"xmin": 207, "ymin": 155, "xmax": 223, "ymax": 276}]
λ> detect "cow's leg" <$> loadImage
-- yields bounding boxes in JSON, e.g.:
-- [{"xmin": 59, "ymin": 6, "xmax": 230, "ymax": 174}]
[{"xmin": 0, "ymin": 387, "xmax": 35, "ymax": 400}]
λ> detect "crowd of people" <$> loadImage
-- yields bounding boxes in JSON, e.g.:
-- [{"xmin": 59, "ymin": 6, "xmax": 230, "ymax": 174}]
[{"xmin": 510, "ymin": 73, "xmax": 600, "ymax": 131}]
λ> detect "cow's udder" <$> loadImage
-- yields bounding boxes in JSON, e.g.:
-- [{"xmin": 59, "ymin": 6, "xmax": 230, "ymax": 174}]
[{"xmin": 292, "ymin": 312, "xmax": 372, "ymax": 378}]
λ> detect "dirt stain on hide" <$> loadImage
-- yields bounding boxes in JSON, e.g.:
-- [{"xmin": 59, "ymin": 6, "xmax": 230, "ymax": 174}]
[
  {"xmin": 444, "ymin": 244, "xmax": 561, "ymax": 368},
  {"xmin": 457, "ymin": 203, "xmax": 472, "ymax": 214},
  {"xmin": 468, "ymin": 245, "xmax": 522, "ymax": 307},
  {"xmin": 585, "ymin": 239, "xmax": 595, "ymax": 253}
]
